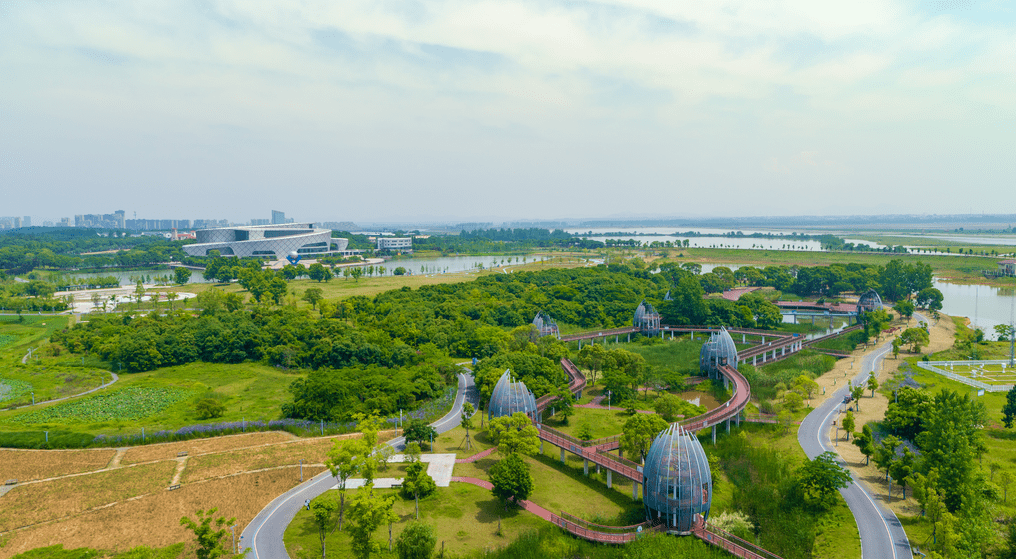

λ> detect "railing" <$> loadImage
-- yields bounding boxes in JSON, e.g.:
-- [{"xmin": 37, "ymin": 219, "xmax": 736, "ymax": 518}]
[
  {"xmin": 550, "ymin": 513, "xmax": 663, "ymax": 543},
  {"xmin": 595, "ymin": 447, "xmax": 642, "ymax": 470},
  {"xmin": 694, "ymin": 519, "xmax": 785, "ymax": 559},
  {"xmin": 559, "ymin": 327, "xmax": 638, "ymax": 342},
  {"xmin": 558, "ymin": 511, "xmax": 653, "ymax": 534}
]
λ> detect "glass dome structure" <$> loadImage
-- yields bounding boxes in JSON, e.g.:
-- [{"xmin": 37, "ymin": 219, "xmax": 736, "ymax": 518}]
[
  {"xmin": 487, "ymin": 369, "xmax": 540, "ymax": 422},
  {"xmin": 532, "ymin": 311, "xmax": 560, "ymax": 338},
  {"xmin": 643, "ymin": 423, "xmax": 712, "ymax": 534},
  {"xmin": 857, "ymin": 289, "xmax": 883, "ymax": 316},
  {"xmin": 633, "ymin": 300, "xmax": 662, "ymax": 337},
  {"xmin": 699, "ymin": 327, "xmax": 738, "ymax": 378}
]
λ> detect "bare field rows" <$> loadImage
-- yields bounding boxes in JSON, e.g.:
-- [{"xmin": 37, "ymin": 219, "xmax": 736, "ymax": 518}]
[
  {"xmin": 119, "ymin": 431, "xmax": 295, "ymax": 464},
  {"xmin": 0, "ymin": 466, "xmax": 326, "ymax": 558},
  {"xmin": 0, "ymin": 461, "xmax": 177, "ymax": 532},
  {"xmin": 0, "ymin": 448, "xmax": 117, "ymax": 482}
]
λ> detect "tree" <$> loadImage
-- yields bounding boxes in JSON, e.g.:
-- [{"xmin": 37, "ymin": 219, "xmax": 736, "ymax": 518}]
[
  {"xmin": 915, "ymin": 287, "xmax": 944, "ymax": 311},
  {"xmin": 796, "ymin": 452, "xmax": 853, "ymax": 510},
  {"xmin": 840, "ymin": 410, "xmax": 855, "ymax": 441},
  {"xmin": 889, "ymin": 448, "xmax": 916, "ymax": 499},
  {"xmin": 166, "ymin": 291, "xmax": 178, "ymax": 310},
  {"xmin": 893, "ymin": 300, "xmax": 915, "ymax": 322},
  {"xmin": 179, "ymin": 508, "xmax": 242, "ymax": 559},
  {"xmin": 393, "ymin": 266, "xmax": 407, "ymax": 276},
  {"xmin": 174, "ymin": 267, "xmax": 192, "ymax": 285},
  {"xmin": 653, "ymin": 393, "xmax": 684, "ymax": 422},
  {"xmin": 134, "ymin": 280, "xmax": 146, "ymax": 310},
  {"xmin": 402, "ymin": 461, "xmax": 436, "ymax": 519},
  {"xmin": 311, "ymin": 498, "xmax": 338, "ymax": 558},
  {"xmin": 403, "ymin": 418, "xmax": 437, "ymax": 450},
  {"xmin": 783, "ymin": 391, "xmax": 804, "ymax": 413},
  {"xmin": 873, "ymin": 434, "xmax": 901, "ymax": 481},
  {"xmin": 1001, "ymin": 471, "xmax": 1014, "ymax": 502},
  {"xmin": 351, "ymin": 267, "xmax": 363, "ymax": 282},
  {"xmin": 195, "ymin": 398, "xmax": 226, "ymax": 419},
  {"xmin": 347, "ymin": 486, "xmax": 398, "ymax": 559},
  {"xmin": 996, "ymin": 324, "xmax": 1015, "ymax": 342},
  {"xmin": 552, "ymin": 387, "xmax": 575, "ymax": 424},
  {"xmin": 853, "ymin": 424, "xmax": 875, "ymax": 465},
  {"xmin": 793, "ymin": 375, "xmax": 819, "ymax": 401},
  {"xmin": 488, "ymin": 412, "xmax": 540, "ymax": 456},
  {"xmin": 620, "ymin": 414, "xmax": 669, "ymax": 463},
  {"xmin": 489, "ymin": 454, "xmax": 534, "ymax": 507},
  {"xmin": 884, "ymin": 386, "xmax": 932, "ymax": 440},
  {"xmin": 916, "ymin": 390, "xmax": 988, "ymax": 511},
  {"xmin": 899, "ymin": 327, "xmax": 930, "ymax": 353},
  {"xmin": 326, "ymin": 439, "xmax": 364, "ymax": 531},
  {"xmin": 1004, "ymin": 385, "xmax": 1016, "ymax": 429},
  {"xmin": 461, "ymin": 402, "xmax": 475, "ymax": 451},
  {"xmin": 404, "ymin": 441, "xmax": 422, "ymax": 464},
  {"xmin": 396, "ymin": 522, "xmax": 437, "ymax": 559},
  {"xmin": 308, "ymin": 263, "xmax": 332, "ymax": 282},
  {"xmin": 866, "ymin": 374, "xmax": 879, "ymax": 397},
  {"xmin": 303, "ymin": 287, "xmax": 324, "ymax": 309},
  {"xmin": 850, "ymin": 386, "xmax": 865, "ymax": 410},
  {"xmin": 577, "ymin": 343, "xmax": 608, "ymax": 386}
]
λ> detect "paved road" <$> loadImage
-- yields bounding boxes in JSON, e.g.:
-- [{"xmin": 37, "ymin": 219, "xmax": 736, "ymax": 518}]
[
  {"xmin": 241, "ymin": 370, "xmax": 476, "ymax": 558},
  {"xmin": 798, "ymin": 327, "xmax": 914, "ymax": 559}
]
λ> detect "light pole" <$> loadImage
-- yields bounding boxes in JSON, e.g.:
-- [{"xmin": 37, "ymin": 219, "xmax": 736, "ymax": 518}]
[
  {"xmin": 31, "ymin": 392, "xmax": 35, "ymax": 406},
  {"xmin": 230, "ymin": 524, "xmax": 237, "ymax": 553},
  {"xmin": 607, "ymin": 390, "xmax": 612, "ymax": 411},
  {"xmin": 300, "ymin": 459, "xmax": 304, "ymax": 482}
]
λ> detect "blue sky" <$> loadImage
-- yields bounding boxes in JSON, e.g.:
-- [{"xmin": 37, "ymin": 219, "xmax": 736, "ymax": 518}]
[{"xmin": 2, "ymin": 0, "xmax": 1014, "ymax": 223}]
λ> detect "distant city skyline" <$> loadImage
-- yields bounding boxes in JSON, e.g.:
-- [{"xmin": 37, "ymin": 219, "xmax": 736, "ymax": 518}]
[{"xmin": 3, "ymin": 1, "xmax": 1014, "ymax": 221}]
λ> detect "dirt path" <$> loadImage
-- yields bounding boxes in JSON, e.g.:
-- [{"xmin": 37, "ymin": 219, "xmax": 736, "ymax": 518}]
[
  {"xmin": 170, "ymin": 457, "xmax": 189, "ymax": 486},
  {"xmin": 105, "ymin": 448, "xmax": 128, "ymax": 469},
  {"xmin": 823, "ymin": 311, "xmax": 956, "ymax": 521}
]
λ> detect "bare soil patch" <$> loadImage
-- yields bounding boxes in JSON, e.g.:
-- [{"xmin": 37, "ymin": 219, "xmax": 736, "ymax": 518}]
[
  {"xmin": 0, "ymin": 466, "xmax": 326, "ymax": 558},
  {"xmin": 0, "ymin": 448, "xmax": 117, "ymax": 482},
  {"xmin": 0, "ymin": 461, "xmax": 177, "ymax": 532},
  {"xmin": 183, "ymin": 435, "xmax": 352, "ymax": 483}
]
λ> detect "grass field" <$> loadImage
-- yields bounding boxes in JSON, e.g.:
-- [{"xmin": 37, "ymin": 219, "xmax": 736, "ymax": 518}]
[
  {"xmin": 0, "ymin": 448, "xmax": 117, "ymax": 482},
  {"xmin": 0, "ymin": 362, "xmax": 303, "ymax": 444}
]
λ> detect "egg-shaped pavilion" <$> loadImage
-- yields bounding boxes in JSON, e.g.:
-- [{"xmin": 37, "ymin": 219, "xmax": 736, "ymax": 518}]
[
  {"xmin": 487, "ymin": 369, "xmax": 540, "ymax": 423},
  {"xmin": 857, "ymin": 289, "xmax": 883, "ymax": 316},
  {"xmin": 642, "ymin": 423, "xmax": 712, "ymax": 534},
  {"xmin": 699, "ymin": 327, "xmax": 738, "ymax": 379}
]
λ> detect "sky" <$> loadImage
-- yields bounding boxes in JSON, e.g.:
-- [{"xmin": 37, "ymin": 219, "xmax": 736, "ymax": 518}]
[{"xmin": 2, "ymin": 0, "xmax": 1015, "ymax": 224}]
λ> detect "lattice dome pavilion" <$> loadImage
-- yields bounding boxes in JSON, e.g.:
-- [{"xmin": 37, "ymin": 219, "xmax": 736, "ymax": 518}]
[
  {"xmin": 487, "ymin": 369, "xmax": 540, "ymax": 422},
  {"xmin": 643, "ymin": 423, "xmax": 712, "ymax": 534},
  {"xmin": 633, "ymin": 300, "xmax": 662, "ymax": 337},
  {"xmin": 699, "ymin": 327, "xmax": 738, "ymax": 379},
  {"xmin": 533, "ymin": 311, "xmax": 560, "ymax": 338},
  {"xmin": 856, "ymin": 289, "xmax": 884, "ymax": 316}
]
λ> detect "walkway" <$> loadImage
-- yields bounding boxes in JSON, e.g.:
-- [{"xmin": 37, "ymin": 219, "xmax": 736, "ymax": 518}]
[{"xmin": 6, "ymin": 373, "xmax": 119, "ymax": 411}]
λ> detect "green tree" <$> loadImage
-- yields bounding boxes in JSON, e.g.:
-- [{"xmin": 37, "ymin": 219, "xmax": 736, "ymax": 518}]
[
  {"xmin": 577, "ymin": 343, "xmax": 608, "ymax": 386},
  {"xmin": 347, "ymin": 486, "xmax": 398, "ymax": 559},
  {"xmin": 326, "ymin": 438, "xmax": 364, "ymax": 531},
  {"xmin": 853, "ymin": 424, "xmax": 875, "ymax": 465},
  {"xmin": 552, "ymin": 387, "xmax": 575, "ymax": 424},
  {"xmin": 850, "ymin": 385, "xmax": 865, "ymax": 410},
  {"xmin": 796, "ymin": 452, "xmax": 853, "ymax": 510},
  {"xmin": 840, "ymin": 410, "xmax": 855, "ymax": 441},
  {"xmin": 873, "ymin": 434, "xmax": 901, "ymax": 481},
  {"xmin": 403, "ymin": 418, "xmax": 437, "ymax": 450},
  {"xmin": 915, "ymin": 287, "xmax": 944, "ymax": 311},
  {"xmin": 404, "ymin": 441, "xmax": 422, "ymax": 464},
  {"xmin": 866, "ymin": 374, "xmax": 879, "ymax": 397},
  {"xmin": 653, "ymin": 393, "xmax": 684, "ymax": 422},
  {"xmin": 783, "ymin": 391, "xmax": 804, "ymax": 413},
  {"xmin": 916, "ymin": 390, "xmax": 988, "ymax": 510},
  {"xmin": 488, "ymin": 412, "xmax": 540, "ymax": 456},
  {"xmin": 893, "ymin": 300, "xmax": 915, "ymax": 322},
  {"xmin": 793, "ymin": 375, "xmax": 819, "ymax": 401},
  {"xmin": 195, "ymin": 398, "xmax": 226, "ymax": 420},
  {"xmin": 395, "ymin": 521, "xmax": 437, "ymax": 559},
  {"xmin": 620, "ymin": 414, "xmax": 669, "ymax": 463},
  {"xmin": 311, "ymin": 498, "xmax": 338, "ymax": 558},
  {"xmin": 308, "ymin": 263, "xmax": 331, "ymax": 282},
  {"xmin": 460, "ymin": 402, "xmax": 475, "ymax": 451},
  {"xmin": 402, "ymin": 461, "xmax": 437, "ymax": 519},
  {"xmin": 489, "ymin": 454, "xmax": 534, "ymax": 507},
  {"xmin": 889, "ymin": 448, "xmax": 916, "ymax": 500},
  {"xmin": 1003, "ymin": 385, "xmax": 1016, "ymax": 429},
  {"xmin": 1000, "ymin": 471, "xmax": 1014, "ymax": 502},
  {"xmin": 179, "ymin": 508, "xmax": 242, "ymax": 559},
  {"xmin": 303, "ymin": 287, "xmax": 324, "ymax": 309},
  {"xmin": 174, "ymin": 267, "xmax": 192, "ymax": 285},
  {"xmin": 899, "ymin": 327, "xmax": 930, "ymax": 353},
  {"xmin": 884, "ymin": 386, "xmax": 932, "ymax": 440}
]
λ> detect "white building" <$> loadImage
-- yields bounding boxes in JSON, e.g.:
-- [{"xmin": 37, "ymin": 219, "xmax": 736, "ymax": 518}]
[
  {"xmin": 376, "ymin": 237, "xmax": 413, "ymax": 252},
  {"xmin": 182, "ymin": 223, "xmax": 347, "ymax": 259}
]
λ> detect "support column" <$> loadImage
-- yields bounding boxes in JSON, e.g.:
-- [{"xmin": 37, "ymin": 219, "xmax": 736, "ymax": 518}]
[
  {"xmin": 726, "ymin": 417, "xmax": 730, "ymax": 433},
  {"xmin": 540, "ymin": 441, "xmax": 544, "ymax": 454},
  {"xmin": 561, "ymin": 448, "xmax": 565, "ymax": 464},
  {"xmin": 761, "ymin": 336, "xmax": 765, "ymax": 344},
  {"xmin": 616, "ymin": 335, "xmax": 619, "ymax": 343},
  {"xmin": 607, "ymin": 470, "xmax": 613, "ymax": 488},
  {"xmin": 742, "ymin": 334, "xmax": 746, "ymax": 343},
  {"xmin": 736, "ymin": 412, "xmax": 740, "ymax": 427},
  {"xmin": 584, "ymin": 459, "xmax": 589, "ymax": 476},
  {"xmin": 628, "ymin": 334, "xmax": 631, "ymax": 343},
  {"xmin": 596, "ymin": 464, "xmax": 601, "ymax": 474},
  {"xmin": 633, "ymin": 482, "xmax": 639, "ymax": 501},
  {"xmin": 753, "ymin": 355, "xmax": 756, "ymax": 366},
  {"xmin": 782, "ymin": 346, "xmax": 786, "ymax": 356},
  {"xmin": 712, "ymin": 425, "xmax": 717, "ymax": 445}
]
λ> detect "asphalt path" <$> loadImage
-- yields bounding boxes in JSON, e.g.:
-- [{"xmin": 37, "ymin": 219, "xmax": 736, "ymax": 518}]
[
  {"xmin": 798, "ymin": 322, "xmax": 918, "ymax": 559},
  {"xmin": 241, "ymin": 370, "xmax": 476, "ymax": 558}
]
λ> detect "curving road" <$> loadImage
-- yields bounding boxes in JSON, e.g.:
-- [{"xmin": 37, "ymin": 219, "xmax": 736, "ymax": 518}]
[
  {"xmin": 798, "ymin": 323, "xmax": 915, "ymax": 559},
  {"xmin": 241, "ymin": 370, "xmax": 476, "ymax": 558}
]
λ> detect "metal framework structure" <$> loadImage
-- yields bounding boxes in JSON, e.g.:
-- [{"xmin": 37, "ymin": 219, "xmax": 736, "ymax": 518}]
[
  {"xmin": 856, "ymin": 289, "xmax": 883, "ymax": 316},
  {"xmin": 488, "ymin": 369, "xmax": 540, "ymax": 423},
  {"xmin": 182, "ymin": 223, "xmax": 347, "ymax": 259},
  {"xmin": 643, "ymin": 423, "xmax": 712, "ymax": 534},
  {"xmin": 533, "ymin": 311, "xmax": 560, "ymax": 339},
  {"xmin": 699, "ymin": 327, "xmax": 738, "ymax": 379},
  {"xmin": 633, "ymin": 300, "xmax": 662, "ymax": 337}
]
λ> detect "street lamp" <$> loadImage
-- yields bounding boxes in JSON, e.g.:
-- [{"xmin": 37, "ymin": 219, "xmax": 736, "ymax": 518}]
[{"xmin": 607, "ymin": 390, "xmax": 612, "ymax": 411}]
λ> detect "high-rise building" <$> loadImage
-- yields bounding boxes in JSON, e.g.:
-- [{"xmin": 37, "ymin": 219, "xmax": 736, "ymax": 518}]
[
  {"xmin": 22, "ymin": 216, "xmax": 30, "ymax": 227},
  {"xmin": 251, "ymin": 218, "xmax": 270, "ymax": 226},
  {"xmin": 271, "ymin": 210, "xmax": 286, "ymax": 225}
]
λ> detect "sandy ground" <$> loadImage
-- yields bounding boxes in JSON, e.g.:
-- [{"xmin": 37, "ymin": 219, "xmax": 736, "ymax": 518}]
[{"xmin": 815, "ymin": 312, "xmax": 957, "ymax": 520}]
